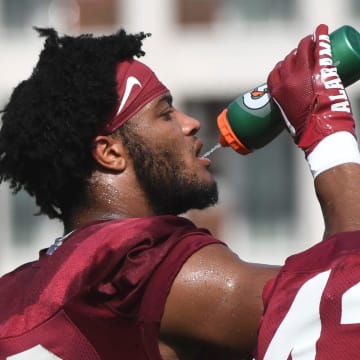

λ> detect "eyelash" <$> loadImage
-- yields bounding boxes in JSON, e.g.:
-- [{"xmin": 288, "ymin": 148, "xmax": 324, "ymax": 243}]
[{"xmin": 162, "ymin": 109, "xmax": 174, "ymax": 120}]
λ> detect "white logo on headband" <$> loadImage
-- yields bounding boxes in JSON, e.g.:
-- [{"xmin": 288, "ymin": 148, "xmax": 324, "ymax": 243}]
[{"xmin": 116, "ymin": 76, "xmax": 142, "ymax": 116}]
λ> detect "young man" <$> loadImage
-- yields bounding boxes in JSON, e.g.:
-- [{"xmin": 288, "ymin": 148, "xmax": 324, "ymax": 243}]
[{"xmin": 0, "ymin": 23, "xmax": 359, "ymax": 359}]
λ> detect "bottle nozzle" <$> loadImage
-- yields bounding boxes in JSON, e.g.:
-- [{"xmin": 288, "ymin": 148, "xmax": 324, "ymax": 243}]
[
  {"xmin": 217, "ymin": 108, "xmax": 252, "ymax": 155},
  {"xmin": 218, "ymin": 133, "xmax": 229, "ymax": 148}
]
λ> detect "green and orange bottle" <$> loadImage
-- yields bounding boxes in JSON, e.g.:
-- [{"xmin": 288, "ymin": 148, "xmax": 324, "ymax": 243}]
[{"xmin": 217, "ymin": 25, "xmax": 360, "ymax": 155}]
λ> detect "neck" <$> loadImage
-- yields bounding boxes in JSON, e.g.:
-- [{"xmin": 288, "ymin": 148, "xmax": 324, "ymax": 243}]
[{"xmin": 63, "ymin": 172, "xmax": 154, "ymax": 234}]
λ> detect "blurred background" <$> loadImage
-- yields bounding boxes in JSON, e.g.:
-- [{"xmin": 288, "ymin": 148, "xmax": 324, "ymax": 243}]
[{"xmin": 1, "ymin": 0, "xmax": 360, "ymax": 275}]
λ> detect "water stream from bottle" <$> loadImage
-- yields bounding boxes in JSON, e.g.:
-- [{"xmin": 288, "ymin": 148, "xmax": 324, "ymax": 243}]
[{"xmin": 201, "ymin": 143, "xmax": 222, "ymax": 158}]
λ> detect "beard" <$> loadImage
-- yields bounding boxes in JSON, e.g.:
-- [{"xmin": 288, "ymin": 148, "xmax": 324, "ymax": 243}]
[{"xmin": 119, "ymin": 126, "xmax": 218, "ymax": 215}]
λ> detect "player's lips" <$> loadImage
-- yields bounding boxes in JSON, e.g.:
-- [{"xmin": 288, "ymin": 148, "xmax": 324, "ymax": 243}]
[
  {"xmin": 194, "ymin": 139, "xmax": 203, "ymax": 157},
  {"xmin": 194, "ymin": 139, "xmax": 211, "ymax": 167}
]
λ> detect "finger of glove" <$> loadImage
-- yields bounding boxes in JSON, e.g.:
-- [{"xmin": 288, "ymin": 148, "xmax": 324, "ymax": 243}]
[
  {"xmin": 278, "ymin": 49, "xmax": 297, "ymax": 80},
  {"xmin": 269, "ymin": 35, "xmax": 312, "ymax": 96},
  {"xmin": 267, "ymin": 62, "xmax": 293, "ymax": 135},
  {"xmin": 267, "ymin": 50, "xmax": 296, "ymax": 99},
  {"xmin": 313, "ymin": 23, "xmax": 330, "ymax": 59},
  {"xmin": 268, "ymin": 37, "xmax": 313, "ymax": 127},
  {"xmin": 267, "ymin": 53, "xmax": 300, "ymax": 138},
  {"xmin": 313, "ymin": 23, "xmax": 331, "ymax": 77},
  {"xmin": 295, "ymin": 34, "xmax": 314, "ymax": 73}
]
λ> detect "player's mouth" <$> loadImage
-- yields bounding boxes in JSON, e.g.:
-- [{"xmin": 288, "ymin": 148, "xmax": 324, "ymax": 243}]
[{"xmin": 194, "ymin": 139, "xmax": 211, "ymax": 167}]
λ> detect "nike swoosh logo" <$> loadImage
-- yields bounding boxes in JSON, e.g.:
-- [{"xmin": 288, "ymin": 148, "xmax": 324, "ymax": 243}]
[{"xmin": 116, "ymin": 76, "xmax": 142, "ymax": 115}]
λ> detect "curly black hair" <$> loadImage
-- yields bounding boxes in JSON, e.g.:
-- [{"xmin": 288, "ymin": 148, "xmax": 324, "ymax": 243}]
[{"xmin": 0, "ymin": 27, "xmax": 150, "ymax": 220}]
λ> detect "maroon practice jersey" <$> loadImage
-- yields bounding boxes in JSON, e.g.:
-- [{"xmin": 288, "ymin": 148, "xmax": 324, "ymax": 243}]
[
  {"xmin": 256, "ymin": 230, "xmax": 360, "ymax": 359},
  {"xmin": 0, "ymin": 215, "xmax": 224, "ymax": 360}
]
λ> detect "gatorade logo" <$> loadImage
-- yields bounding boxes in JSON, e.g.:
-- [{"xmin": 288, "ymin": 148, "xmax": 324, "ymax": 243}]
[{"xmin": 243, "ymin": 84, "xmax": 270, "ymax": 110}]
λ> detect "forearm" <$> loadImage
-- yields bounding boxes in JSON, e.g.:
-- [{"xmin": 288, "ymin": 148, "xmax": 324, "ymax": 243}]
[{"xmin": 315, "ymin": 163, "xmax": 360, "ymax": 239}]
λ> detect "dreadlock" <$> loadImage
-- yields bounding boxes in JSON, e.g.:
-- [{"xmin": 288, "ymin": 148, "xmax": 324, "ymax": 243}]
[{"xmin": 0, "ymin": 27, "xmax": 150, "ymax": 220}]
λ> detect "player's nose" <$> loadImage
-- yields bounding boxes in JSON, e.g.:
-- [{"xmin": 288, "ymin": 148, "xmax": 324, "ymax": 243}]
[{"xmin": 178, "ymin": 111, "xmax": 201, "ymax": 136}]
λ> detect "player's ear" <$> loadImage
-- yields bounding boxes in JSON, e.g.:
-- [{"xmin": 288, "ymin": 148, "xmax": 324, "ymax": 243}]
[{"xmin": 91, "ymin": 135, "xmax": 127, "ymax": 171}]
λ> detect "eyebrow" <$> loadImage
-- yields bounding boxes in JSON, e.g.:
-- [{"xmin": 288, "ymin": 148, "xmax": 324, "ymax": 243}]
[{"xmin": 157, "ymin": 93, "xmax": 173, "ymax": 107}]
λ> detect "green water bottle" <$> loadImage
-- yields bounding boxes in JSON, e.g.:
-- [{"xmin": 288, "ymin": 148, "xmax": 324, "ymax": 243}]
[{"xmin": 217, "ymin": 25, "xmax": 360, "ymax": 155}]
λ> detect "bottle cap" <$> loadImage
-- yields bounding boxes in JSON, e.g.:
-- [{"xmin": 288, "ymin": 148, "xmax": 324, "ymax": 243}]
[{"xmin": 217, "ymin": 109, "xmax": 252, "ymax": 155}]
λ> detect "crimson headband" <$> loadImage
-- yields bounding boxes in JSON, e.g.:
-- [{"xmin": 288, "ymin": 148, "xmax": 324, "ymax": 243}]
[{"xmin": 99, "ymin": 59, "xmax": 169, "ymax": 134}]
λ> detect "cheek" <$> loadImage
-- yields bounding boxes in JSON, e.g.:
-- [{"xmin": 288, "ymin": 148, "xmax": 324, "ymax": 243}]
[
  {"xmin": 159, "ymin": 132, "xmax": 188, "ymax": 154},
  {"xmin": 138, "ymin": 122, "xmax": 190, "ymax": 159}
]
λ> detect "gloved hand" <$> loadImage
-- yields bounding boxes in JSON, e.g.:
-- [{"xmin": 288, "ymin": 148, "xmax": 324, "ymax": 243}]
[{"xmin": 267, "ymin": 23, "xmax": 356, "ymax": 157}]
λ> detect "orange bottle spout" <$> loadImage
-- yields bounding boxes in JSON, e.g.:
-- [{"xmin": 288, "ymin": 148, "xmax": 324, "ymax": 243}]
[{"xmin": 216, "ymin": 108, "xmax": 252, "ymax": 155}]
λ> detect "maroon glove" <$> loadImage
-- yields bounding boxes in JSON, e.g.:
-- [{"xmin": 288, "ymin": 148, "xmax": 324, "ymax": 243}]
[{"xmin": 267, "ymin": 24, "xmax": 355, "ymax": 157}]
